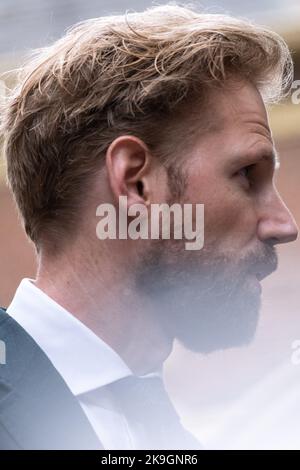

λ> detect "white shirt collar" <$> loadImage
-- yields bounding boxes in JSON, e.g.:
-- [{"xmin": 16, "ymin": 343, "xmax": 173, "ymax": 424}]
[{"xmin": 7, "ymin": 278, "xmax": 132, "ymax": 396}]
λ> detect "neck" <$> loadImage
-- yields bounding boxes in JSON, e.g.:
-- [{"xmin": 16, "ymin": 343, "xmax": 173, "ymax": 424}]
[{"xmin": 35, "ymin": 244, "xmax": 173, "ymax": 375}]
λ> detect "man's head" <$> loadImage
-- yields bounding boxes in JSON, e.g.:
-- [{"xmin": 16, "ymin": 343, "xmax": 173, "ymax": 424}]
[{"xmin": 2, "ymin": 5, "xmax": 298, "ymax": 353}]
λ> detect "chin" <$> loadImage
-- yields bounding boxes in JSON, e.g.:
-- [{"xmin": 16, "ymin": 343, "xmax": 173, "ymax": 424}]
[
  {"xmin": 137, "ymin": 239, "xmax": 268, "ymax": 353},
  {"xmin": 173, "ymin": 288, "xmax": 261, "ymax": 354}
]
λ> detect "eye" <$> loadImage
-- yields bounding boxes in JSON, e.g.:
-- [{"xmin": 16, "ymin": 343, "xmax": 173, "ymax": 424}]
[
  {"xmin": 238, "ymin": 164, "xmax": 255, "ymax": 178},
  {"xmin": 235, "ymin": 164, "xmax": 256, "ymax": 187}
]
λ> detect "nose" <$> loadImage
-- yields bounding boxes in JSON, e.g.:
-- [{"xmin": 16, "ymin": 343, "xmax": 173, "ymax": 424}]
[{"xmin": 257, "ymin": 189, "xmax": 298, "ymax": 245}]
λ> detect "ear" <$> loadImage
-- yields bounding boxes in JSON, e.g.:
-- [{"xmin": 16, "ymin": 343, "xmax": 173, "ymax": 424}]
[{"xmin": 105, "ymin": 136, "xmax": 153, "ymax": 207}]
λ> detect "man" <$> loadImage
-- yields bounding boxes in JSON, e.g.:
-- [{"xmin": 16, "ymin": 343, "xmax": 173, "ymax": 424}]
[{"xmin": 0, "ymin": 4, "xmax": 298, "ymax": 449}]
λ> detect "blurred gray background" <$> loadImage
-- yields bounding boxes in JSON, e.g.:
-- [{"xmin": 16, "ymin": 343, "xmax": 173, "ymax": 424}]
[{"xmin": 0, "ymin": 0, "xmax": 300, "ymax": 55}]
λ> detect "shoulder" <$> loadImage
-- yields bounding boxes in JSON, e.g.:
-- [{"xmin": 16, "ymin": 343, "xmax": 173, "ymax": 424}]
[
  {"xmin": 0, "ymin": 307, "xmax": 45, "ymax": 384},
  {"xmin": 0, "ymin": 306, "xmax": 35, "ymax": 349}
]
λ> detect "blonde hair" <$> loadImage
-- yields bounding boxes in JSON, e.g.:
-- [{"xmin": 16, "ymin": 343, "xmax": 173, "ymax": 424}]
[{"xmin": 1, "ymin": 4, "xmax": 293, "ymax": 249}]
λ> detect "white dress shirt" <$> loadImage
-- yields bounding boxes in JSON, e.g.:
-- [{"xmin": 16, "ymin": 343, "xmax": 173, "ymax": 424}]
[{"xmin": 7, "ymin": 278, "xmax": 162, "ymax": 449}]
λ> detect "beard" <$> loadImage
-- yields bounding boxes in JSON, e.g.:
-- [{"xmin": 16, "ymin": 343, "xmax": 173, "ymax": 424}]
[{"xmin": 135, "ymin": 237, "xmax": 278, "ymax": 353}]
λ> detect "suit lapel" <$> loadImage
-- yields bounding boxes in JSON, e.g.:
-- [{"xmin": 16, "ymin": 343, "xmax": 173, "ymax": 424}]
[{"xmin": 0, "ymin": 310, "xmax": 103, "ymax": 449}]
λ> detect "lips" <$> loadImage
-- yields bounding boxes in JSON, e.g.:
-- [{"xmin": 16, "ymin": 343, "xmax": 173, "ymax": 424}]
[
  {"xmin": 252, "ymin": 262, "xmax": 277, "ymax": 281},
  {"xmin": 248, "ymin": 257, "xmax": 278, "ymax": 282}
]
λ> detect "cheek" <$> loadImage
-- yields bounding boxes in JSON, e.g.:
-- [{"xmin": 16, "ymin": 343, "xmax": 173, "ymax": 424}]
[{"xmin": 185, "ymin": 172, "xmax": 258, "ymax": 249}]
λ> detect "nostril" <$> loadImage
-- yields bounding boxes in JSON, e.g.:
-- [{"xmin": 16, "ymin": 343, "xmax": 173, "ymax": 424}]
[{"xmin": 267, "ymin": 237, "xmax": 280, "ymax": 246}]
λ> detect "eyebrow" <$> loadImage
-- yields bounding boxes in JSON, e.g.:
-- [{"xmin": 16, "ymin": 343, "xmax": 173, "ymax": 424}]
[{"xmin": 231, "ymin": 148, "xmax": 280, "ymax": 170}]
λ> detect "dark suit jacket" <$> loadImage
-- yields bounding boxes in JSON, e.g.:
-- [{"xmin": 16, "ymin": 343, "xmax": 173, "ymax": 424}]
[{"xmin": 0, "ymin": 308, "xmax": 103, "ymax": 449}]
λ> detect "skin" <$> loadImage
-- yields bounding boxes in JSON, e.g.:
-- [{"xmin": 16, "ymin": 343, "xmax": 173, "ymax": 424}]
[
  {"xmin": 36, "ymin": 79, "xmax": 298, "ymax": 376},
  {"xmin": 185, "ymin": 82, "xmax": 296, "ymax": 251}
]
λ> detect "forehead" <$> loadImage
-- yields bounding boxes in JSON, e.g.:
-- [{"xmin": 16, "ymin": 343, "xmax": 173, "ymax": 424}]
[
  {"xmin": 184, "ymin": 80, "xmax": 278, "ymax": 169},
  {"xmin": 207, "ymin": 80, "xmax": 271, "ymax": 132},
  {"xmin": 208, "ymin": 81, "xmax": 274, "ymax": 151}
]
